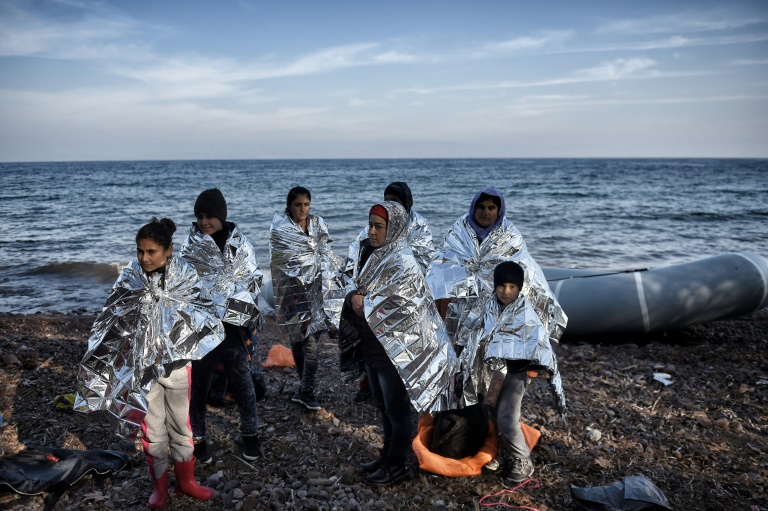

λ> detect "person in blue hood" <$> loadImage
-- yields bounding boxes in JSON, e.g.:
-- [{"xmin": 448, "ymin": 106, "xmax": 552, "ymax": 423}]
[
  {"xmin": 467, "ymin": 188, "xmax": 506, "ymax": 242},
  {"xmin": 426, "ymin": 187, "xmax": 567, "ymax": 347}
]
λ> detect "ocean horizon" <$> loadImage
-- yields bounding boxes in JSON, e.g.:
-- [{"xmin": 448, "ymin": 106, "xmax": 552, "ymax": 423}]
[{"xmin": 1, "ymin": 157, "xmax": 766, "ymax": 314}]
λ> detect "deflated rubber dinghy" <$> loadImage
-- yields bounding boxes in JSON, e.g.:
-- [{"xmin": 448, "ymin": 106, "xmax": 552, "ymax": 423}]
[{"xmin": 545, "ymin": 252, "xmax": 768, "ymax": 336}]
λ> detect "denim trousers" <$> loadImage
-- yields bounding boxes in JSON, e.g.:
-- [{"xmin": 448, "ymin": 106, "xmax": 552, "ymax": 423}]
[{"xmin": 495, "ymin": 369, "xmax": 530, "ymax": 459}]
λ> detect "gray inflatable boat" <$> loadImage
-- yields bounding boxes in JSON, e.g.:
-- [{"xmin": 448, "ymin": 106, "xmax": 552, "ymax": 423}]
[
  {"xmin": 545, "ymin": 252, "xmax": 768, "ymax": 336},
  {"xmin": 260, "ymin": 252, "xmax": 768, "ymax": 337}
]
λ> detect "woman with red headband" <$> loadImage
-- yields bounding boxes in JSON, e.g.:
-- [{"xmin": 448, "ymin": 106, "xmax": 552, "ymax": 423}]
[{"xmin": 338, "ymin": 201, "xmax": 457, "ymax": 486}]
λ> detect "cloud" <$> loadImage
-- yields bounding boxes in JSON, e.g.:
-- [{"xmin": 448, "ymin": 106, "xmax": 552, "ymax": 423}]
[
  {"xmin": 264, "ymin": 43, "xmax": 387, "ymax": 77},
  {"xmin": 371, "ymin": 51, "xmax": 420, "ymax": 64},
  {"xmin": 0, "ymin": 0, "xmax": 151, "ymax": 60},
  {"xmin": 586, "ymin": 32, "xmax": 768, "ymax": 53},
  {"xmin": 471, "ymin": 30, "xmax": 573, "ymax": 59},
  {"xmin": 102, "ymin": 41, "xmax": 426, "ymax": 105},
  {"xmin": 596, "ymin": 12, "xmax": 767, "ymax": 35},
  {"xmin": 483, "ymin": 36, "xmax": 552, "ymax": 52},
  {"xmin": 729, "ymin": 58, "xmax": 768, "ymax": 66},
  {"xmin": 575, "ymin": 57, "xmax": 657, "ymax": 80},
  {"xmin": 398, "ymin": 57, "xmax": 669, "ymax": 95}
]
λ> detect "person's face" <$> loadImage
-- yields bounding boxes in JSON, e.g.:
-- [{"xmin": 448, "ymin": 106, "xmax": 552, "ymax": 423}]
[
  {"xmin": 368, "ymin": 214, "xmax": 387, "ymax": 248},
  {"xmin": 384, "ymin": 193, "xmax": 403, "ymax": 206},
  {"xmin": 474, "ymin": 198, "xmax": 499, "ymax": 228},
  {"xmin": 289, "ymin": 194, "xmax": 311, "ymax": 224},
  {"xmin": 137, "ymin": 238, "xmax": 172, "ymax": 273},
  {"xmin": 196, "ymin": 213, "xmax": 223, "ymax": 235},
  {"xmin": 495, "ymin": 283, "xmax": 520, "ymax": 305}
]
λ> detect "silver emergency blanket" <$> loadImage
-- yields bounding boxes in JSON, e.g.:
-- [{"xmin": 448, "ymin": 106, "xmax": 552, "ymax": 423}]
[
  {"xmin": 269, "ymin": 213, "xmax": 344, "ymax": 336},
  {"xmin": 457, "ymin": 295, "xmax": 565, "ymax": 413},
  {"xmin": 74, "ymin": 257, "xmax": 225, "ymax": 438},
  {"xmin": 342, "ymin": 208, "xmax": 435, "ymax": 292},
  {"xmin": 426, "ymin": 214, "xmax": 567, "ymax": 344},
  {"xmin": 344, "ymin": 201, "xmax": 458, "ymax": 413},
  {"xmin": 180, "ymin": 223, "xmax": 264, "ymax": 330}
]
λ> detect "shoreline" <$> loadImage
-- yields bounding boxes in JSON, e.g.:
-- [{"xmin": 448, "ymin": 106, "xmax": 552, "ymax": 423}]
[{"xmin": 1, "ymin": 309, "xmax": 767, "ymax": 510}]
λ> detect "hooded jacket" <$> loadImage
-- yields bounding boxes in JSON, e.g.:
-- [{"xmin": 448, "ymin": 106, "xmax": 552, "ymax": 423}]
[
  {"xmin": 338, "ymin": 201, "xmax": 458, "ymax": 413},
  {"xmin": 75, "ymin": 256, "xmax": 224, "ymax": 437},
  {"xmin": 269, "ymin": 213, "xmax": 344, "ymax": 335}
]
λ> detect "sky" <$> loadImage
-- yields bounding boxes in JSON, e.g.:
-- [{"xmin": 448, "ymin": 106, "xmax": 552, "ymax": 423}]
[{"xmin": 0, "ymin": 0, "xmax": 767, "ymax": 161}]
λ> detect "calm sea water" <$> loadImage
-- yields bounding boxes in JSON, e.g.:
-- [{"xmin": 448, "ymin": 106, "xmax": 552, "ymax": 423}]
[{"xmin": 1, "ymin": 159, "xmax": 766, "ymax": 314}]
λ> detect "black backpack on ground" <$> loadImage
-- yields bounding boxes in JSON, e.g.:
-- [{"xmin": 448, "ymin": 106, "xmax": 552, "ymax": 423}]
[{"xmin": 430, "ymin": 403, "xmax": 489, "ymax": 459}]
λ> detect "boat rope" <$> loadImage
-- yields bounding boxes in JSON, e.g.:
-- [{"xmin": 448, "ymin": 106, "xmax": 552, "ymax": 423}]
[
  {"xmin": 478, "ymin": 479, "xmax": 542, "ymax": 509},
  {"xmin": 546, "ymin": 268, "xmax": 650, "ymax": 282}
]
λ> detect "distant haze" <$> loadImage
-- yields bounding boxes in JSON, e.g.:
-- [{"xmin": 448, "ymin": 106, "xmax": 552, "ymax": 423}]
[{"xmin": 1, "ymin": 0, "xmax": 767, "ymax": 161}]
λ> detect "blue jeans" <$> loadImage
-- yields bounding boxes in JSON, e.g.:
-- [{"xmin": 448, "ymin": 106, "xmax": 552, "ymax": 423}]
[
  {"xmin": 365, "ymin": 362, "xmax": 412, "ymax": 463},
  {"xmin": 495, "ymin": 369, "xmax": 530, "ymax": 459},
  {"xmin": 190, "ymin": 343, "xmax": 259, "ymax": 438}
]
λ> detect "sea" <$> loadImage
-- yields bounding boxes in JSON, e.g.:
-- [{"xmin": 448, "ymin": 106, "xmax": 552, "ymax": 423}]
[{"xmin": 1, "ymin": 159, "xmax": 766, "ymax": 314}]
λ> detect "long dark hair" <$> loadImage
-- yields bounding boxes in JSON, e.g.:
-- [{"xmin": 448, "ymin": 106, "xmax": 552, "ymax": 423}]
[
  {"xmin": 285, "ymin": 186, "xmax": 311, "ymax": 216},
  {"xmin": 136, "ymin": 217, "xmax": 177, "ymax": 249}
]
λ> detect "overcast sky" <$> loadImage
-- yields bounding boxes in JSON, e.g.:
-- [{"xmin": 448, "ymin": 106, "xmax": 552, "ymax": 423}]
[{"xmin": 1, "ymin": 0, "xmax": 766, "ymax": 161}]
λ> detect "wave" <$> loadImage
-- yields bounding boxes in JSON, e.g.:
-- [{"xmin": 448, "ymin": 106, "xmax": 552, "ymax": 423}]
[{"xmin": 26, "ymin": 261, "xmax": 124, "ymax": 284}]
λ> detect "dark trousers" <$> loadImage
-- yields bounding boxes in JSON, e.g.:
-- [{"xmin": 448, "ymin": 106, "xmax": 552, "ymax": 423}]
[
  {"xmin": 285, "ymin": 326, "xmax": 319, "ymax": 394},
  {"xmin": 190, "ymin": 342, "xmax": 259, "ymax": 438},
  {"xmin": 365, "ymin": 361, "xmax": 412, "ymax": 464}
]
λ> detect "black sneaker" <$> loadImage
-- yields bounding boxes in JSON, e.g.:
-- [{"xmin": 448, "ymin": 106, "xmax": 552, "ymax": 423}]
[
  {"xmin": 242, "ymin": 434, "xmax": 262, "ymax": 461},
  {"xmin": 352, "ymin": 388, "xmax": 371, "ymax": 404},
  {"xmin": 364, "ymin": 460, "xmax": 410, "ymax": 486},
  {"xmin": 193, "ymin": 439, "xmax": 212, "ymax": 465},
  {"xmin": 291, "ymin": 391, "xmax": 321, "ymax": 411}
]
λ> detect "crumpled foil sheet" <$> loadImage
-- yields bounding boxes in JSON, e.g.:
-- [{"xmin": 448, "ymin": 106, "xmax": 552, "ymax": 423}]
[
  {"xmin": 75, "ymin": 257, "xmax": 224, "ymax": 438},
  {"xmin": 426, "ymin": 214, "xmax": 567, "ymax": 344},
  {"xmin": 269, "ymin": 213, "xmax": 344, "ymax": 336},
  {"xmin": 457, "ymin": 295, "xmax": 566, "ymax": 413},
  {"xmin": 180, "ymin": 223, "xmax": 264, "ymax": 330},
  {"xmin": 342, "ymin": 208, "xmax": 436, "ymax": 292},
  {"xmin": 340, "ymin": 202, "xmax": 459, "ymax": 413}
]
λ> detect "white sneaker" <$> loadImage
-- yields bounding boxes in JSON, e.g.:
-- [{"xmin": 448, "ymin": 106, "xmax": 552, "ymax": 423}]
[
  {"xmin": 484, "ymin": 458, "xmax": 500, "ymax": 471},
  {"xmin": 508, "ymin": 457, "xmax": 534, "ymax": 483}
]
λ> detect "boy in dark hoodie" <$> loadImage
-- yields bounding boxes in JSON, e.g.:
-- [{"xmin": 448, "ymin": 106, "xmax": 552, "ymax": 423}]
[{"xmin": 181, "ymin": 188, "xmax": 264, "ymax": 463}]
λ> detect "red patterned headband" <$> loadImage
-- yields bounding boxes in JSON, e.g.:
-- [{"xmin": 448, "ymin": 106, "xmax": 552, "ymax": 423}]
[{"xmin": 369, "ymin": 204, "xmax": 388, "ymax": 221}]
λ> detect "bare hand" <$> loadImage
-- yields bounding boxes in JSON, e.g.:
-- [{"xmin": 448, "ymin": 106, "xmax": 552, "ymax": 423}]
[{"xmin": 351, "ymin": 293, "xmax": 365, "ymax": 317}]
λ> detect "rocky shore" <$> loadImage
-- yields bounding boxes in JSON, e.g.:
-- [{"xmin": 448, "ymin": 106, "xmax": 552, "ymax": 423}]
[{"xmin": 1, "ymin": 309, "xmax": 767, "ymax": 511}]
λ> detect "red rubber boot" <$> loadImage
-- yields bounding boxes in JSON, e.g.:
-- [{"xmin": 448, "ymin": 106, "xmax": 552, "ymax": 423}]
[
  {"xmin": 147, "ymin": 469, "xmax": 169, "ymax": 510},
  {"xmin": 174, "ymin": 458, "xmax": 214, "ymax": 501}
]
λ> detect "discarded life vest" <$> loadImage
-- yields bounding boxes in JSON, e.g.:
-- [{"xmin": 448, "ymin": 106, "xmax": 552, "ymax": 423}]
[
  {"xmin": 0, "ymin": 447, "xmax": 127, "ymax": 510},
  {"xmin": 413, "ymin": 412, "xmax": 541, "ymax": 477}
]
